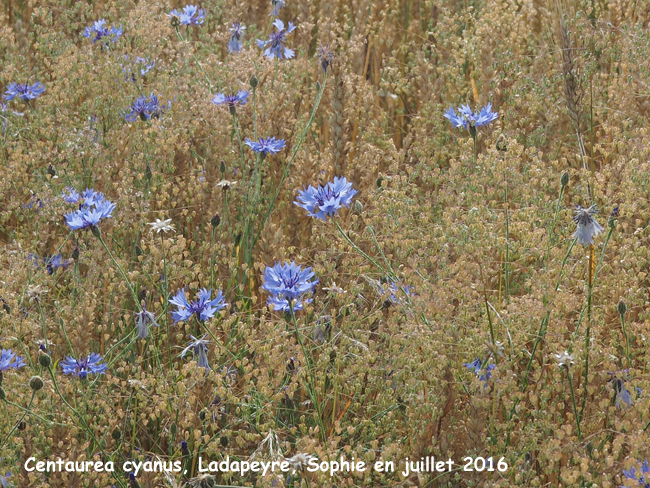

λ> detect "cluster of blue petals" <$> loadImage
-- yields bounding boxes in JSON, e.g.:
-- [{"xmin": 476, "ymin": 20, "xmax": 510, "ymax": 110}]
[
  {"xmin": 262, "ymin": 261, "xmax": 318, "ymax": 312},
  {"xmin": 444, "ymin": 103, "xmax": 498, "ymax": 130},
  {"xmin": 257, "ymin": 19, "xmax": 296, "ymax": 60},
  {"xmin": 169, "ymin": 288, "xmax": 227, "ymax": 323},
  {"xmin": 294, "ymin": 176, "xmax": 357, "ymax": 221},
  {"xmin": 83, "ymin": 19, "xmax": 123, "ymax": 44},
  {"xmin": 64, "ymin": 188, "xmax": 116, "ymax": 230},
  {"xmin": 245, "ymin": 136, "xmax": 286, "ymax": 155},
  {"xmin": 169, "ymin": 5, "xmax": 206, "ymax": 26},
  {"xmin": 60, "ymin": 353, "xmax": 108, "ymax": 378},
  {"xmin": 3, "ymin": 82, "xmax": 45, "ymax": 102}
]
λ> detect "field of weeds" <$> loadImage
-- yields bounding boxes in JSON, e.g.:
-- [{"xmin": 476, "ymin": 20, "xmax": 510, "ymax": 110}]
[{"xmin": 1, "ymin": 0, "xmax": 650, "ymax": 486}]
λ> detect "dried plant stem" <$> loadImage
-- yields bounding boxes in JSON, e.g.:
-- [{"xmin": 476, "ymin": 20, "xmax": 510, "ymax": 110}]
[{"xmin": 619, "ymin": 309, "xmax": 630, "ymax": 370}]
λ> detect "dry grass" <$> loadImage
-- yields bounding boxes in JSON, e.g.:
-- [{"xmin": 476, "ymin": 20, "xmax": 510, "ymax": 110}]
[{"xmin": 1, "ymin": 0, "xmax": 650, "ymax": 486}]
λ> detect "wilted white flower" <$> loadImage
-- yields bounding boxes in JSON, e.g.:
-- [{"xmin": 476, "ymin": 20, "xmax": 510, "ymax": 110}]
[
  {"xmin": 27, "ymin": 284, "xmax": 48, "ymax": 303},
  {"xmin": 216, "ymin": 179, "xmax": 237, "ymax": 190},
  {"xmin": 148, "ymin": 218, "xmax": 175, "ymax": 234},
  {"xmin": 554, "ymin": 350, "xmax": 574, "ymax": 368},
  {"xmin": 284, "ymin": 453, "xmax": 315, "ymax": 472},
  {"xmin": 572, "ymin": 205, "xmax": 603, "ymax": 246},
  {"xmin": 322, "ymin": 281, "xmax": 346, "ymax": 294}
]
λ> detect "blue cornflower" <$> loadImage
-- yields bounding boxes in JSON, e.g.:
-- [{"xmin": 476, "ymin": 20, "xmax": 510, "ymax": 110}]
[
  {"xmin": 60, "ymin": 353, "xmax": 108, "ymax": 378},
  {"xmin": 29, "ymin": 253, "xmax": 70, "ymax": 275},
  {"xmin": 0, "ymin": 349, "xmax": 26, "ymax": 372},
  {"xmin": 125, "ymin": 93, "xmax": 169, "ymax": 122},
  {"xmin": 262, "ymin": 262, "xmax": 318, "ymax": 311},
  {"xmin": 3, "ymin": 82, "xmax": 46, "ymax": 102},
  {"xmin": 0, "ymin": 470, "xmax": 10, "ymax": 488},
  {"xmin": 613, "ymin": 377, "xmax": 632, "ymax": 409},
  {"xmin": 123, "ymin": 56, "xmax": 156, "ymax": 82},
  {"xmin": 444, "ymin": 102, "xmax": 498, "ymax": 131},
  {"xmin": 64, "ymin": 190, "xmax": 116, "ymax": 231},
  {"xmin": 294, "ymin": 176, "xmax": 358, "ymax": 221},
  {"xmin": 270, "ymin": 0, "xmax": 286, "ymax": 16},
  {"xmin": 463, "ymin": 358, "xmax": 495, "ymax": 387},
  {"xmin": 212, "ymin": 91, "xmax": 249, "ymax": 110},
  {"xmin": 62, "ymin": 187, "xmax": 81, "ymax": 203},
  {"xmin": 135, "ymin": 301, "xmax": 160, "ymax": 339},
  {"xmin": 169, "ymin": 5, "xmax": 206, "ymax": 26},
  {"xmin": 385, "ymin": 280, "xmax": 412, "ymax": 304},
  {"xmin": 622, "ymin": 460, "xmax": 650, "ymax": 487},
  {"xmin": 267, "ymin": 294, "xmax": 311, "ymax": 312},
  {"xmin": 256, "ymin": 19, "xmax": 296, "ymax": 60},
  {"xmin": 180, "ymin": 334, "xmax": 211, "ymax": 370},
  {"xmin": 245, "ymin": 136, "xmax": 286, "ymax": 156},
  {"xmin": 463, "ymin": 358, "xmax": 482, "ymax": 375},
  {"xmin": 83, "ymin": 19, "xmax": 122, "ymax": 45},
  {"xmin": 228, "ymin": 22, "xmax": 246, "ymax": 53},
  {"xmin": 169, "ymin": 288, "xmax": 227, "ymax": 323}
]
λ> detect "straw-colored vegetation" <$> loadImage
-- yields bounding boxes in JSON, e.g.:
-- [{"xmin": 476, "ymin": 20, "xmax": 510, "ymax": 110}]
[{"xmin": 2, "ymin": 0, "xmax": 650, "ymax": 486}]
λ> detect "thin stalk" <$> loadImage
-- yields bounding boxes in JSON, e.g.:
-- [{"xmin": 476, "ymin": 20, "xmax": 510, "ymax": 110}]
[
  {"xmin": 546, "ymin": 182, "xmax": 567, "ymax": 260},
  {"xmin": 0, "ymin": 391, "xmax": 36, "ymax": 449},
  {"xmin": 95, "ymin": 230, "xmax": 139, "ymax": 305},
  {"xmin": 619, "ymin": 310, "xmax": 630, "ymax": 370},
  {"xmin": 252, "ymin": 71, "xmax": 328, "ymax": 251},
  {"xmin": 565, "ymin": 367, "xmax": 582, "ymax": 440},
  {"xmin": 288, "ymin": 301, "xmax": 326, "ymax": 444},
  {"xmin": 333, "ymin": 221, "xmax": 387, "ymax": 275},
  {"xmin": 579, "ymin": 244, "xmax": 595, "ymax": 422}
]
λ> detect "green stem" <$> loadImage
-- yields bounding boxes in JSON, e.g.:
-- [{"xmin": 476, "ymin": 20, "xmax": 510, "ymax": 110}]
[
  {"xmin": 95, "ymin": 230, "xmax": 139, "ymax": 305},
  {"xmin": 334, "ymin": 221, "xmax": 387, "ymax": 275},
  {"xmin": 252, "ymin": 71, "xmax": 328, "ymax": 252},
  {"xmin": 288, "ymin": 301, "xmax": 326, "ymax": 444},
  {"xmin": 0, "ymin": 391, "xmax": 35, "ymax": 450},
  {"xmin": 565, "ymin": 367, "xmax": 582, "ymax": 440}
]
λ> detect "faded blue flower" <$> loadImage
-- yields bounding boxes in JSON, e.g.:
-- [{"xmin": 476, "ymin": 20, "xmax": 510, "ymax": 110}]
[
  {"xmin": 573, "ymin": 205, "xmax": 603, "ymax": 246},
  {"xmin": 262, "ymin": 262, "xmax": 318, "ymax": 311},
  {"xmin": 622, "ymin": 460, "xmax": 650, "ymax": 487},
  {"xmin": 212, "ymin": 91, "xmax": 249, "ymax": 109},
  {"xmin": 61, "ymin": 353, "xmax": 108, "ymax": 378},
  {"xmin": 62, "ymin": 187, "xmax": 81, "ymax": 203},
  {"xmin": 83, "ymin": 19, "xmax": 122, "ymax": 45},
  {"xmin": 0, "ymin": 349, "xmax": 26, "ymax": 371},
  {"xmin": 64, "ymin": 190, "xmax": 116, "ymax": 230},
  {"xmin": 463, "ymin": 358, "xmax": 494, "ymax": 387},
  {"xmin": 169, "ymin": 5, "xmax": 206, "ymax": 26},
  {"xmin": 135, "ymin": 301, "xmax": 160, "ymax": 339},
  {"xmin": 245, "ymin": 136, "xmax": 286, "ymax": 156},
  {"xmin": 444, "ymin": 102, "xmax": 498, "ymax": 131},
  {"xmin": 29, "ymin": 253, "xmax": 70, "ymax": 275},
  {"xmin": 228, "ymin": 22, "xmax": 245, "ymax": 53},
  {"xmin": 3, "ymin": 82, "xmax": 45, "ymax": 102},
  {"xmin": 317, "ymin": 44, "xmax": 333, "ymax": 73},
  {"xmin": 180, "ymin": 334, "xmax": 210, "ymax": 370},
  {"xmin": 267, "ymin": 294, "xmax": 311, "ymax": 312},
  {"xmin": 294, "ymin": 176, "xmax": 357, "ymax": 221},
  {"xmin": 169, "ymin": 288, "xmax": 227, "ymax": 323},
  {"xmin": 613, "ymin": 377, "xmax": 632, "ymax": 409},
  {"xmin": 0, "ymin": 470, "xmax": 10, "ymax": 488},
  {"xmin": 270, "ymin": 0, "xmax": 286, "ymax": 16},
  {"xmin": 123, "ymin": 56, "xmax": 156, "ymax": 82},
  {"xmin": 125, "ymin": 93, "xmax": 169, "ymax": 122},
  {"xmin": 256, "ymin": 19, "xmax": 296, "ymax": 60}
]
